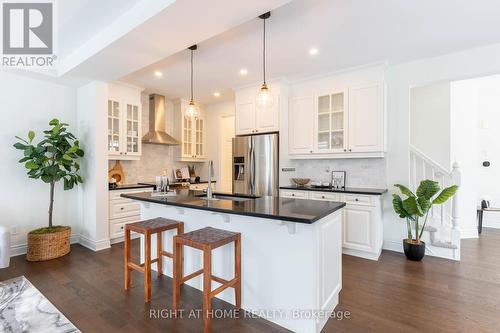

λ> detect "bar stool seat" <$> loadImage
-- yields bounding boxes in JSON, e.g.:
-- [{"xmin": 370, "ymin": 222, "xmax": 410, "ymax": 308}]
[
  {"xmin": 173, "ymin": 227, "xmax": 241, "ymax": 333},
  {"xmin": 124, "ymin": 217, "xmax": 184, "ymax": 302}
]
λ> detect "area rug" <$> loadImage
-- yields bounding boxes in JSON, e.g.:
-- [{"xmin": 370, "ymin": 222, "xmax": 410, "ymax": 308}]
[{"xmin": 0, "ymin": 276, "xmax": 80, "ymax": 333}]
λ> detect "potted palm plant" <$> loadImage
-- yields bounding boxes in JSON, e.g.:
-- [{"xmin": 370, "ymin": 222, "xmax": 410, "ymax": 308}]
[
  {"xmin": 392, "ymin": 180, "xmax": 457, "ymax": 261},
  {"xmin": 14, "ymin": 119, "xmax": 84, "ymax": 261}
]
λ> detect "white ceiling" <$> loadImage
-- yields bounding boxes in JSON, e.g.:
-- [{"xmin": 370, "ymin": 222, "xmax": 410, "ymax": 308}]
[
  {"xmin": 119, "ymin": 0, "xmax": 500, "ymax": 105},
  {"xmin": 57, "ymin": 0, "xmax": 139, "ymax": 59}
]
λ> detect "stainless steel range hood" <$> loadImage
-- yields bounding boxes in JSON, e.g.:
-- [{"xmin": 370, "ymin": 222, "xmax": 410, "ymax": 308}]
[{"xmin": 142, "ymin": 94, "xmax": 179, "ymax": 145}]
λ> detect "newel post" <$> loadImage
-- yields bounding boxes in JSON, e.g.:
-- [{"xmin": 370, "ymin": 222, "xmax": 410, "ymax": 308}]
[
  {"xmin": 450, "ymin": 162, "xmax": 461, "ymax": 232},
  {"xmin": 450, "ymin": 162, "xmax": 461, "ymax": 260}
]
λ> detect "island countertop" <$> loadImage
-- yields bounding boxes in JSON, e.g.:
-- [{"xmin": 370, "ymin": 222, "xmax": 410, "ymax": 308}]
[{"xmin": 121, "ymin": 189, "xmax": 345, "ymax": 224}]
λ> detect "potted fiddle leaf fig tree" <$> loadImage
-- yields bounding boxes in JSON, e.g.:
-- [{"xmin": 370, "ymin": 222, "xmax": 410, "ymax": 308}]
[
  {"xmin": 392, "ymin": 180, "xmax": 457, "ymax": 261},
  {"xmin": 14, "ymin": 119, "xmax": 84, "ymax": 261}
]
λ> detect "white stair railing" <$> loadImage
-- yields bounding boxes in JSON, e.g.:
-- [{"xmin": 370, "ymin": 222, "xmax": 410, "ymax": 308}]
[{"xmin": 409, "ymin": 145, "xmax": 461, "ymax": 260}]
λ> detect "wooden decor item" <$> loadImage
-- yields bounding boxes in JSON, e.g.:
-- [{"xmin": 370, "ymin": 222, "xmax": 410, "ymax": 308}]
[
  {"xmin": 26, "ymin": 227, "xmax": 71, "ymax": 261},
  {"xmin": 109, "ymin": 161, "xmax": 125, "ymax": 184}
]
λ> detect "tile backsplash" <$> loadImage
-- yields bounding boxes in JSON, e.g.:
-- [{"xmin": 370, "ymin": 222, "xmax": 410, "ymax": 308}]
[{"xmin": 280, "ymin": 158, "xmax": 387, "ymax": 189}]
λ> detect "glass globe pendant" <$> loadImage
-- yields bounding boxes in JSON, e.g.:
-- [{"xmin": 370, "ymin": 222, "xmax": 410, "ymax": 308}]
[
  {"xmin": 185, "ymin": 45, "xmax": 200, "ymax": 119},
  {"xmin": 186, "ymin": 99, "xmax": 200, "ymax": 118},
  {"xmin": 255, "ymin": 12, "xmax": 274, "ymax": 110}
]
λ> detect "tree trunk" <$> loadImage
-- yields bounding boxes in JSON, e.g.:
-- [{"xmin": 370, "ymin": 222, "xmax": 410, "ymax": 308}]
[{"xmin": 48, "ymin": 181, "xmax": 55, "ymax": 228}]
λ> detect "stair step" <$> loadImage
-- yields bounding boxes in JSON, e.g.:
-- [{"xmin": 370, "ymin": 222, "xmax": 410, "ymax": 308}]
[{"xmin": 431, "ymin": 240, "xmax": 458, "ymax": 249}]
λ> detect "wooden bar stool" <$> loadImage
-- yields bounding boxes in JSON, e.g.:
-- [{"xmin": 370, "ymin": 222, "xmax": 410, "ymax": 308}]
[
  {"xmin": 172, "ymin": 227, "xmax": 241, "ymax": 333},
  {"xmin": 124, "ymin": 217, "xmax": 184, "ymax": 302}
]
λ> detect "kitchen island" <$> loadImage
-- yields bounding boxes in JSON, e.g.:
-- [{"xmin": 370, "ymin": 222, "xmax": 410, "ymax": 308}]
[{"xmin": 122, "ymin": 189, "xmax": 345, "ymax": 333}]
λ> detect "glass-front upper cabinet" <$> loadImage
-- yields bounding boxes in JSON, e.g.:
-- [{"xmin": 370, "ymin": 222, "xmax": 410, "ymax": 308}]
[
  {"xmin": 183, "ymin": 116, "xmax": 193, "ymax": 158},
  {"xmin": 108, "ymin": 100, "xmax": 121, "ymax": 154},
  {"xmin": 125, "ymin": 102, "xmax": 140, "ymax": 155},
  {"xmin": 195, "ymin": 117, "xmax": 204, "ymax": 158},
  {"xmin": 107, "ymin": 98, "xmax": 142, "ymax": 160},
  {"xmin": 315, "ymin": 90, "xmax": 347, "ymax": 152}
]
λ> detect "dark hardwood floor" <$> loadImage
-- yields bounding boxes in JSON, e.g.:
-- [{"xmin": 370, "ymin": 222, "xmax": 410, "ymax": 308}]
[{"xmin": 1, "ymin": 228, "xmax": 499, "ymax": 333}]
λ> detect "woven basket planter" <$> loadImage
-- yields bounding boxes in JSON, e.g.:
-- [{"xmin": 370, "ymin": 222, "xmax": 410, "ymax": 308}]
[{"xmin": 26, "ymin": 226, "xmax": 71, "ymax": 261}]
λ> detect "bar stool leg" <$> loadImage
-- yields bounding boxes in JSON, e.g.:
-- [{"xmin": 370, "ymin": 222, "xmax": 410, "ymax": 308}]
[
  {"xmin": 144, "ymin": 232, "xmax": 152, "ymax": 302},
  {"xmin": 124, "ymin": 228, "xmax": 131, "ymax": 290},
  {"xmin": 156, "ymin": 232, "xmax": 163, "ymax": 277},
  {"xmin": 234, "ymin": 234, "xmax": 241, "ymax": 309},
  {"xmin": 203, "ymin": 247, "xmax": 212, "ymax": 333},
  {"xmin": 172, "ymin": 238, "xmax": 181, "ymax": 312}
]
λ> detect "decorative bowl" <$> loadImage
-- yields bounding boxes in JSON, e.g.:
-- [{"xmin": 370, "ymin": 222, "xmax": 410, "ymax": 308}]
[{"xmin": 291, "ymin": 178, "xmax": 311, "ymax": 187}]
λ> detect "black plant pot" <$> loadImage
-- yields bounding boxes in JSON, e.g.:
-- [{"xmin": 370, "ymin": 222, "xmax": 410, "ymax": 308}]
[{"xmin": 403, "ymin": 239, "xmax": 425, "ymax": 261}]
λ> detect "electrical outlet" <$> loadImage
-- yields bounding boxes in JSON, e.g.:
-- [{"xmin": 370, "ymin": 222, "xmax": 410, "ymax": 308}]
[
  {"xmin": 10, "ymin": 226, "xmax": 18, "ymax": 235},
  {"xmin": 282, "ymin": 167, "xmax": 295, "ymax": 172}
]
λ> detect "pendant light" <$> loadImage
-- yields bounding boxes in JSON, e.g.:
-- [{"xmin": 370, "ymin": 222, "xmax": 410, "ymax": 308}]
[
  {"xmin": 185, "ymin": 45, "xmax": 200, "ymax": 119},
  {"xmin": 255, "ymin": 12, "xmax": 274, "ymax": 110}
]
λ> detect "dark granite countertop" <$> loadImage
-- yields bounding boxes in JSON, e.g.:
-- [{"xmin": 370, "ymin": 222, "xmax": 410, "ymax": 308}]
[
  {"xmin": 109, "ymin": 184, "xmax": 155, "ymax": 191},
  {"xmin": 280, "ymin": 185, "xmax": 387, "ymax": 195},
  {"xmin": 121, "ymin": 189, "xmax": 345, "ymax": 224}
]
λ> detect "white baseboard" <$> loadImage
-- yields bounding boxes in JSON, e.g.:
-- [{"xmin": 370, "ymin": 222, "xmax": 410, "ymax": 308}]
[
  {"xmin": 110, "ymin": 233, "xmax": 140, "ymax": 245},
  {"xmin": 79, "ymin": 235, "xmax": 111, "ymax": 251},
  {"xmin": 10, "ymin": 234, "xmax": 81, "ymax": 257},
  {"xmin": 343, "ymin": 247, "xmax": 382, "ymax": 261},
  {"xmin": 382, "ymin": 240, "xmax": 403, "ymax": 253}
]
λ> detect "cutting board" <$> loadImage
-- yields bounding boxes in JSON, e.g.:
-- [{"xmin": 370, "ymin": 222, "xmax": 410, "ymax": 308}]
[{"xmin": 108, "ymin": 161, "xmax": 125, "ymax": 184}]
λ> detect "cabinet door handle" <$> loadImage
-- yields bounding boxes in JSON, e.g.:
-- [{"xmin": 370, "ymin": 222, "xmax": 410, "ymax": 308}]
[
  {"xmin": 343, "ymin": 149, "xmax": 347, "ymax": 152},
  {"xmin": 349, "ymin": 149, "xmax": 352, "ymax": 152},
  {"xmin": 120, "ymin": 152, "xmax": 123, "ymax": 155},
  {"xmin": 291, "ymin": 194, "xmax": 295, "ymax": 196},
  {"xmin": 120, "ymin": 226, "xmax": 124, "ymax": 230},
  {"xmin": 310, "ymin": 150, "xmax": 313, "ymax": 153},
  {"xmin": 321, "ymin": 195, "xmax": 325, "ymax": 199},
  {"xmin": 355, "ymin": 198, "xmax": 359, "ymax": 201},
  {"xmin": 120, "ymin": 207, "xmax": 124, "ymax": 210},
  {"xmin": 124, "ymin": 152, "xmax": 127, "ymax": 155}
]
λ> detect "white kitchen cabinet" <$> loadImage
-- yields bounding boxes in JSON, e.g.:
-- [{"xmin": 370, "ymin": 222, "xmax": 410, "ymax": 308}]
[
  {"xmin": 288, "ymin": 82, "xmax": 385, "ymax": 159},
  {"xmin": 279, "ymin": 189, "xmax": 384, "ymax": 260},
  {"xmin": 234, "ymin": 82, "xmax": 282, "ymax": 135},
  {"xmin": 107, "ymin": 83, "xmax": 143, "ymax": 161},
  {"xmin": 173, "ymin": 99, "xmax": 206, "ymax": 161},
  {"xmin": 289, "ymin": 96, "xmax": 315, "ymax": 154},
  {"xmin": 348, "ymin": 83, "xmax": 384, "ymax": 153},
  {"xmin": 108, "ymin": 187, "xmax": 153, "ymax": 243}
]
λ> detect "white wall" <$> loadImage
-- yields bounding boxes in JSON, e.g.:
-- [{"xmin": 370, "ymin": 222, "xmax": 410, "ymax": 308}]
[
  {"xmin": 0, "ymin": 71, "xmax": 79, "ymax": 254},
  {"xmin": 205, "ymin": 100, "xmax": 236, "ymax": 191},
  {"xmin": 460, "ymin": 75, "xmax": 500, "ymax": 229},
  {"xmin": 384, "ymin": 42, "xmax": 500, "ymax": 250},
  {"xmin": 410, "ymin": 82, "xmax": 451, "ymax": 169},
  {"xmin": 76, "ymin": 81, "xmax": 110, "ymax": 251}
]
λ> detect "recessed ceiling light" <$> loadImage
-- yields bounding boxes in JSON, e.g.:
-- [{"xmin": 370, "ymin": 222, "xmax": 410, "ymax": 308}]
[
  {"xmin": 239, "ymin": 68, "xmax": 248, "ymax": 76},
  {"xmin": 309, "ymin": 48, "xmax": 319, "ymax": 56},
  {"xmin": 154, "ymin": 71, "xmax": 163, "ymax": 77},
  {"xmin": 213, "ymin": 92, "xmax": 221, "ymax": 97}
]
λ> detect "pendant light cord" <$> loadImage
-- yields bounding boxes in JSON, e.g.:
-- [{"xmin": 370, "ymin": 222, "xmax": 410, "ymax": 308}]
[
  {"xmin": 190, "ymin": 48, "xmax": 194, "ymax": 101},
  {"xmin": 262, "ymin": 17, "xmax": 266, "ymax": 84}
]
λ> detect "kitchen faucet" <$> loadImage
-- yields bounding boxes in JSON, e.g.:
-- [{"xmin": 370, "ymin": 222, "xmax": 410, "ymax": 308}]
[{"xmin": 207, "ymin": 160, "xmax": 213, "ymax": 200}]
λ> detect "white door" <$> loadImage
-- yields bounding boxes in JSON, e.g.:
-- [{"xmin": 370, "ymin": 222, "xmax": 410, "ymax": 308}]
[
  {"xmin": 219, "ymin": 115, "xmax": 235, "ymax": 192},
  {"xmin": 235, "ymin": 102, "xmax": 256, "ymax": 135},
  {"xmin": 107, "ymin": 99, "xmax": 121, "ymax": 157},
  {"xmin": 343, "ymin": 205, "xmax": 374, "ymax": 252},
  {"xmin": 255, "ymin": 94, "xmax": 279, "ymax": 133},
  {"xmin": 289, "ymin": 96, "xmax": 314, "ymax": 154},
  {"xmin": 348, "ymin": 83, "xmax": 384, "ymax": 152}
]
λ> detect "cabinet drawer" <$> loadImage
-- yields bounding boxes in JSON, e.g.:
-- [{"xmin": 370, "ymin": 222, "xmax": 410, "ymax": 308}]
[
  {"xmin": 343, "ymin": 194, "xmax": 373, "ymax": 206},
  {"xmin": 190, "ymin": 183, "xmax": 209, "ymax": 191},
  {"xmin": 110, "ymin": 202, "xmax": 140, "ymax": 219},
  {"xmin": 281, "ymin": 190, "xmax": 308, "ymax": 199},
  {"xmin": 309, "ymin": 192, "xmax": 340, "ymax": 201}
]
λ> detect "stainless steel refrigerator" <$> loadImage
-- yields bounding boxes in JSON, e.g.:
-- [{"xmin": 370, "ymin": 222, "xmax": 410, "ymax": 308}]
[{"xmin": 232, "ymin": 133, "xmax": 279, "ymax": 196}]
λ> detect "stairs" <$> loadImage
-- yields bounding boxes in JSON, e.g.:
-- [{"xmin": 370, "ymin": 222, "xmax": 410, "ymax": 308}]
[{"xmin": 410, "ymin": 145, "xmax": 461, "ymax": 261}]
